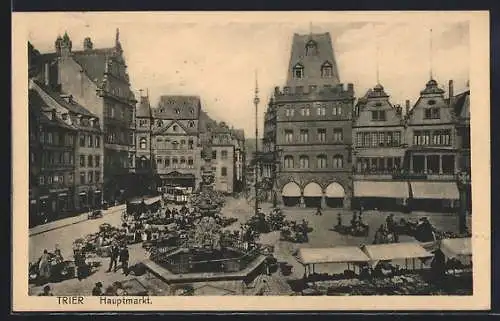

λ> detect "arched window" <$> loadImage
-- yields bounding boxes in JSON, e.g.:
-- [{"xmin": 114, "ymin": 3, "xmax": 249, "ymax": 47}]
[
  {"xmin": 321, "ymin": 61, "xmax": 333, "ymax": 78},
  {"xmin": 180, "ymin": 157, "xmax": 186, "ymax": 167},
  {"xmin": 299, "ymin": 155, "xmax": 309, "ymax": 169},
  {"xmin": 317, "ymin": 154, "xmax": 327, "ymax": 169},
  {"xmin": 333, "ymin": 155, "xmax": 344, "ymax": 169},
  {"xmin": 172, "ymin": 158, "xmax": 178, "ymax": 168},
  {"xmin": 284, "ymin": 155, "xmax": 294, "ymax": 169},
  {"xmin": 305, "ymin": 40, "xmax": 318, "ymax": 56},
  {"xmin": 139, "ymin": 137, "xmax": 147, "ymax": 149},
  {"xmin": 173, "ymin": 125, "xmax": 178, "ymax": 132},
  {"xmin": 293, "ymin": 63, "xmax": 304, "ymax": 79}
]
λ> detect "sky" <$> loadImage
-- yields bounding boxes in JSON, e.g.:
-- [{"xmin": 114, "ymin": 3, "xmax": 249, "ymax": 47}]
[{"xmin": 24, "ymin": 12, "xmax": 470, "ymax": 138}]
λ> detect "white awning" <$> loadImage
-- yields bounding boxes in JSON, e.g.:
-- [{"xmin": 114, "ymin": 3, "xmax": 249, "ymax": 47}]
[
  {"xmin": 410, "ymin": 181, "xmax": 459, "ymax": 200},
  {"xmin": 354, "ymin": 181, "xmax": 409, "ymax": 198},
  {"xmin": 94, "ymin": 190, "xmax": 101, "ymax": 193},
  {"xmin": 361, "ymin": 242, "xmax": 433, "ymax": 261},
  {"xmin": 440, "ymin": 238, "xmax": 472, "ymax": 257},
  {"xmin": 303, "ymin": 183, "xmax": 322, "ymax": 197},
  {"xmin": 30, "ymin": 200, "xmax": 37, "ymax": 204},
  {"xmin": 58, "ymin": 193, "xmax": 67, "ymax": 197},
  {"xmin": 282, "ymin": 182, "xmax": 301, "ymax": 197},
  {"xmin": 297, "ymin": 247, "xmax": 370, "ymax": 265},
  {"xmin": 39, "ymin": 195, "xmax": 49, "ymax": 200},
  {"xmin": 325, "ymin": 183, "xmax": 345, "ymax": 198},
  {"xmin": 79, "ymin": 192, "xmax": 87, "ymax": 196}
]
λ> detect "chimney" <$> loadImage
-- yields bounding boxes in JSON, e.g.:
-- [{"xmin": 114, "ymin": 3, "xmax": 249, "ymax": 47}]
[
  {"xmin": 405, "ymin": 100, "xmax": 410, "ymax": 115},
  {"xmin": 448, "ymin": 80, "xmax": 454, "ymax": 99},
  {"xmin": 274, "ymin": 86, "xmax": 280, "ymax": 95},
  {"xmin": 83, "ymin": 37, "xmax": 93, "ymax": 51},
  {"xmin": 347, "ymin": 83, "xmax": 354, "ymax": 92},
  {"xmin": 44, "ymin": 63, "xmax": 50, "ymax": 86}
]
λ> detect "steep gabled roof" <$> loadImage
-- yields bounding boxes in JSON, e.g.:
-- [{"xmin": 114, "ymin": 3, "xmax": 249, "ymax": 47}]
[
  {"xmin": 451, "ymin": 90, "xmax": 470, "ymax": 120},
  {"xmin": 71, "ymin": 48, "xmax": 115, "ymax": 83},
  {"xmin": 152, "ymin": 119, "xmax": 197, "ymax": 135},
  {"xmin": 32, "ymin": 80, "xmax": 97, "ymax": 117},
  {"xmin": 29, "ymin": 89, "xmax": 76, "ymax": 130},
  {"xmin": 153, "ymin": 95, "xmax": 201, "ymax": 120},
  {"xmin": 286, "ymin": 32, "xmax": 340, "ymax": 87},
  {"xmin": 136, "ymin": 95, "xmax": 152, "ymax": 118}
]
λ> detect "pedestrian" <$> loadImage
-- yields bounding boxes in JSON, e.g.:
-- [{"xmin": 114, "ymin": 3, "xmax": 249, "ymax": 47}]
[
  {"xmin": 119, "ymin": 245, "xmax": 130, "ymax": 275},
  {"xmin": 38, "ymin": 285, "xmax": 53, "ymax": 296},
  {"xmin": 107, "ymin": 243, "xmax": 119, "ymax": 273},
  {"xmin": 92, "ymin": 282, "xmax": 103, "ymax": 296},
  {"xmin": 337, "ymin": 212, "xmax": 342, "ymax": 226},
  {"xmin": 38, "ymin": 249, "xmax": 51, "ymax": 283},
  {"xmin": 316, "ymin": 206, "xmax": 322, "ymax": 216}
]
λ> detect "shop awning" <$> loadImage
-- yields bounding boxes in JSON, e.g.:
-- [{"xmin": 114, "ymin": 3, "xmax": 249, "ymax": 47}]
[
  {"xmin": 30, "ymin": 200, "xmax": 37, "ymax": 204},
  {"xmin": 410, "ymin": 181, "xmax": 459, "ymax": 200},
  {"xmin": 282, "ymin": 182, "xmax": 301, "ymax": 197},
  {"xmin": 58, "ymin": 193, "xmax": 67, "ymax": 197},
  {"xmin": 39, "ymin": 195, "xmax": 49, "ymax": 200},
  {"xmin": 361, "ymin": 242, "xmax": 433, "ymax": 261},
  {"xmin": 354, "ymin": 181, "xmax": 409, "ymax": 198},
  {"xmin": 297, "ymin": 247, "xmax": 370, "ymax": 265},
  {"xmin": 145, "ymin": 196, "xmax": 162, "ymax": 205},
  {"xmin": 94, "ymin": 190, "xmax": 101, "ymax": 193},
  {"xmin": 79, "ymin": 192, "xmax": 87, "ymax": 196}
]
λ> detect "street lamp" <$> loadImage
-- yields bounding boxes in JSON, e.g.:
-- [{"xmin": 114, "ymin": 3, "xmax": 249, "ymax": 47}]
[
  {"xmin": 457, "ymin": 170, "xmax": 471, "ymax": 234},
  {"xmin": 254, "ymin": 71, "xmax": 260, "ymax": 217}
]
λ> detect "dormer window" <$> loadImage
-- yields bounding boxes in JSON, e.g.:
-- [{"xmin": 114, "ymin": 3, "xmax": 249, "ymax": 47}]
[
  {"xmin": 305, "ymin": 40, "xmax": 318, "ymax": 56},
  {"xmin": 175, "ymin": 109, "xmax": 180, "ymax": 114},
  {"xmin": 190, "ymin": 108, "xmax": 194, "ymax": 114},
  {"xmin": 157, "ymin": 120, "xmax": 163, "ymax": 127},
  {"xmin": 321, "ymin": 61, "xmax": 333, "ymax": 78},
  {"xmin": 188, "ymin": 121, "xmax": 195, "ymax": 128},
  {"xmin": 173, "ymin": 125, "xmax": 178, "ymax": 132},
  {"xmin": 293, "ymin": 64, "xmax": 304, "ymax": 79}
]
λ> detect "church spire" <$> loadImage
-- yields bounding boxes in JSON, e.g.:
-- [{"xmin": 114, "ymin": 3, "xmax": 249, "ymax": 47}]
[
  {"xmin": 115, "ymin": 28, "xmax": 122, "ymax": 51},
  {"xmin": 429, "ymin": 28, "xmax": 434, "ymax": 80}
]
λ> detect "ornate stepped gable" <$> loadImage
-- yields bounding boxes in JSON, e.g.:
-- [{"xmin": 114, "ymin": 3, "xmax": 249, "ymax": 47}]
[{"xmin": 354, "ymin": 83, "xmax": 405, "ymax": 127}]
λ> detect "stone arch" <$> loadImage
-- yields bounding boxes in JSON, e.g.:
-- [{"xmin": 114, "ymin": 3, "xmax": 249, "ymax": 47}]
[
  {"xmin": 303, "ymin": 182, "xmax": 323, "ymax": 197},
  {"xmin": 282, "ymin": 181, "xmax": 301, "ymax": 197},
  {"xmin": 281, "ymin": 181, "xmax": 301, "ymax": 207},
  {"xmin": 303, "ymin": 182, "xmax": 323, "ymax": 208},
  {"xmin": 325, "ymin": 182, "xmax": 346, "ymax": 208}
]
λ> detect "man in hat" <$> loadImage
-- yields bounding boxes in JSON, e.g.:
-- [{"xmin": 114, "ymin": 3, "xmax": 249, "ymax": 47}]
[
  {"xmin": 119, "ymin": 244, "xmax": 130, "ymax": 276},
  {"xmin": 38, "ymin": 285, "xmax": 53, "ymax": 296},
  {"xmin": 107, "ymin": 243, "xmax": 120, "ymax": 273}
]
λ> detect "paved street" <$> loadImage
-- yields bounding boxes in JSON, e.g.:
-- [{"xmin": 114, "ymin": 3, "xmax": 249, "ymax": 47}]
[
  {"xmin": 29, "ymin": 196, "xmax": 469, "ymax": 295},
  {"xmin": 222, "ymin": 197, "xmax": 465, "ymax": 279},
  {"xmin": 29, "ymin": 206, "xmax": 126, "ymax": 262}
]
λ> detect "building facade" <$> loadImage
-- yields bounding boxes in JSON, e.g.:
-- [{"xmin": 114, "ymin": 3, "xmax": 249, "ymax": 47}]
[
  {"xmin": 351, "ymin": 84, "xmax": 408, "ymax": 211},
  {"xmin": 29, "ymin": 84, "xmax": 77, "ymax": 226},
  {"xmin": 34, "ymin": 31, "xmax": 137, "ymax": 204},
  {"xmin": 150, "ymin": 95, "xmax": 203, "ymax": 191},
  {"xmin": 210, "ymin": 124, "xmax": 235, "ymax": 194},
  {"xmin": 265, "ymin": 32, "xmax": 355, "ymax": 209},
  {"xmin": 405, "ymin": 79, "xmax": 461, "ymax": 212},
  {"xmin": 30, "ymin": 79, "xmax": 105, "ymax": 214}
]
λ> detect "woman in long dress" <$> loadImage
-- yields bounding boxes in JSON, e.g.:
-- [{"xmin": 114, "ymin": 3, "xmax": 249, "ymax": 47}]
[{"xmin": 38, "ymin": 249, "xmax": 51, "ymax": 282}]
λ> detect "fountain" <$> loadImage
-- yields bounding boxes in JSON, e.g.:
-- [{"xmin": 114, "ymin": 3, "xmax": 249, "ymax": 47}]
[{"xmin": 141, "ymin": 145, "xmax": 268, "ymax": 285}]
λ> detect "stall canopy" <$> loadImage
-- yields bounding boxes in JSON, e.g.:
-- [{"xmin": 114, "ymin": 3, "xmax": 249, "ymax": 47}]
[
  {"xmin": 440, "ymin": 238, "xmax": 472, "ymax": 264},
  {"xmin": 410, "ymin": 181, "xmax": 459, "ymax": 200},
  {"xmin": 354, "ymin": 181, "xmax": 409, "ymax": 198},
  {"xmin": 361, "ymin": 242, "xmax": 433, "ymax": 263},
  {"xmin": 297, "ymin": 247, "xmax": 370, "ymax": 265},
  {"xmin": 282, "ymin": 182, "xmax": 301, "ymax": 197}
]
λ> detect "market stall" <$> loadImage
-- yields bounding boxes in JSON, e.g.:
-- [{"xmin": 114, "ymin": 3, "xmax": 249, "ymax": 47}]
[
  {"xmin": 439, "ymin": 237, "xmax": 472, "ymax": 270},
  {"xmin": 360, "ymin": 242, "xmax": 434, "ymax": 272},
  {"xmin": 297, "ymin": 246, "xmax": 370, "ymax": 277}
]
